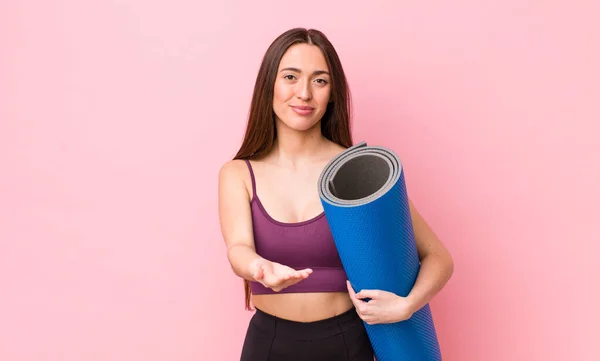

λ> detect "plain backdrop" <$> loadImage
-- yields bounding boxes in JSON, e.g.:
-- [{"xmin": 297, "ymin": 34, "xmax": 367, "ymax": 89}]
[{"xmin": 1, "ymin": 1, "xmax": 599, "ymax": 360}]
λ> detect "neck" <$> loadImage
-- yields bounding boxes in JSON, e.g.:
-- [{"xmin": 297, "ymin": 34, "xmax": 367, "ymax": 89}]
[{"xmin": 271, "ymin": 119, "xmax": 326, "ymax": 166}]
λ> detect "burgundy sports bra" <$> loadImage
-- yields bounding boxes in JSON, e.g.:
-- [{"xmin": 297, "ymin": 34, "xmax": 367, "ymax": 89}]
[{"xmin": 244, "ymin": 160, "xmax": 348, "ymax": 295}]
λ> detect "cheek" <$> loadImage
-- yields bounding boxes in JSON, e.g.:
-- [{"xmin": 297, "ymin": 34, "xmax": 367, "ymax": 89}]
[
  {"xmin": 273, "ymin": 82, "xmax": 292, "ymax": 103},
  {"xmin": 316, "ymin": 88, "xmax": 331, "ymax": 107}
]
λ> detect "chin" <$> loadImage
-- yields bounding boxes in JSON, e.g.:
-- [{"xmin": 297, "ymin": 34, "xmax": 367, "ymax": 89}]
[
  {"xmin": 281, "ymin": 117, "xmax": 321, "ymax": 131},
  {"xmin": 277, "ymin": 110, "xmax": 324, "ymax": 131}
]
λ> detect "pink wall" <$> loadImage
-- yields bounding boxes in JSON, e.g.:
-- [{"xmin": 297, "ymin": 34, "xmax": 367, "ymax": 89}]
[{"xmin": 1, "ymin": 1, "xmax": 598, "ymax": 360}]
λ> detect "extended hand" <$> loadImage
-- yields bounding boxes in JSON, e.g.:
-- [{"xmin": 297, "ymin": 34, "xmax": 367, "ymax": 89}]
[
  {"xmin": 250, "ymin": 259, "xmax": 312, "ymax": 292},
  {"xmin": 346, "ymin": 280, "xmax": 416, "ymax": 324}
]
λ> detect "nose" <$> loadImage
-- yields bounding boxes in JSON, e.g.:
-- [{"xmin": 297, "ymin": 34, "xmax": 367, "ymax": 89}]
[{"xmin": 296, "ymin": 78, "xmax": 312, "ymax": 100}]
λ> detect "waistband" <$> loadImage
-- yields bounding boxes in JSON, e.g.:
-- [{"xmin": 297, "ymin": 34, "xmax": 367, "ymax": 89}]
[{"xmin": 251, "ymin": 307, "xmax": 362, "ymax": 340}]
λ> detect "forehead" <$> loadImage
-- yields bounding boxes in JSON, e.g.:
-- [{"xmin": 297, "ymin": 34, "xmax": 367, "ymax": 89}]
[{"xmin": 278, "ymin": 43, "xmax": 329, "ymax": 71}]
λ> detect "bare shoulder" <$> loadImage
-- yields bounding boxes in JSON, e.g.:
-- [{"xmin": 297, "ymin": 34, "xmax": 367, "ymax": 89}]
[
  {"xmin": 218, "ymin": 159, "xmax": 252, "ymax": 198},
  {"xmin": 219, "ymin": 159, "xmax": 247, "ymax": 180}
]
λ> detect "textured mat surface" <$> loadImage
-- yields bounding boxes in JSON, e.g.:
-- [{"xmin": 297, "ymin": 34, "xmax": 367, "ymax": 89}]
[{"xmin": 317, "ymin": 142, "xmax": 442, "ymax": 361}]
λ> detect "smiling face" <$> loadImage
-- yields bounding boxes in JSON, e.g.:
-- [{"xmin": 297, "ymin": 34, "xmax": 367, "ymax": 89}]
[{"xmin": 272, "ymin": 43, "xmax": 332, "ymax": 132}]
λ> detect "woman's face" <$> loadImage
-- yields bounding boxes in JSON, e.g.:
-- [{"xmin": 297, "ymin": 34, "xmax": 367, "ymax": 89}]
[{"xmin": 272, "ymin": 43, "xmax": 332, "ymax": 132}]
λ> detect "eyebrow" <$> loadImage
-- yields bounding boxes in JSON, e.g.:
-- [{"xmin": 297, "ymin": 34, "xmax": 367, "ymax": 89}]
[{"xmin": 279, "ymin": 67, "xmax": 330, "ymax": 76}]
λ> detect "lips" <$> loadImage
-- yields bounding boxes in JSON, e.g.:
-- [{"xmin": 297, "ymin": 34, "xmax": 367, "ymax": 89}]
[{"xmin": 290, "ymin": 105, "xmax": 315, "ymax": 116}]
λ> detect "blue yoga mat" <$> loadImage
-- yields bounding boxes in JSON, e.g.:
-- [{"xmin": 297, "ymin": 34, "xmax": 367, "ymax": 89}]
[{"xmin": 317, "ymin": 142, "xmax": 442, "ymax": 361}]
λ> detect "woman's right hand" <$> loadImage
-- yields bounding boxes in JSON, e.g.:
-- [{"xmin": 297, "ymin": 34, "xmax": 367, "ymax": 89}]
[{"xmin": 249, "ymin": 258, "xmax": 312, "ymax": 292}]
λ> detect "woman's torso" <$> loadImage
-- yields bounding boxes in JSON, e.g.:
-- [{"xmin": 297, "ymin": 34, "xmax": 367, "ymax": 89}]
[{"xmin": 244, "ymin": 150, "xmax": 353, "ymax": 322}]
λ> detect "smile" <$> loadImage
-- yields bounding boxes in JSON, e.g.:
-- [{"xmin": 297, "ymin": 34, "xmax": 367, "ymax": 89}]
[{"xmin": 290, "ymin": 105, "xmax": 315, "ymax": 116}]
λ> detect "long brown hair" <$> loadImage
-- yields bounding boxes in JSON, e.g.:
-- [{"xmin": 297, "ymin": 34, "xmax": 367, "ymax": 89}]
[{"xmin": 233, "ymin": 28, "xmax": 353, "ymax": 310}]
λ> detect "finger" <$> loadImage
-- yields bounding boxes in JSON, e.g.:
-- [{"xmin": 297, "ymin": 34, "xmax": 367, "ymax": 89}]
[
  {"xmin": 286, "ymin": 273, "xmax": 310, "ymax": 286},
  {"xmin": 287, "ymin": 270, "xmax": 309, "ymax": 279},
  {"xmin": 346, "ymin": 281, "xmax": 363, "ymax": 310},
  {"xmin": 346, "ymin": 280, "xmax": 357, "ymax": 297},
  {"xmin": 364, "ymin": 317, "xmax": 378, "ymax": 325},
  {"xmin": 295, "ymin": 271, "xmax": 311, "ymax": 282},
  {"xmin": 275, "ymin": 280, "xmax": 298, "ymax": 292},
  {"xmin": 355, "ymin": 289, "xmax": 380, "ymax": 300},
  {"xmin": 276, "ymin": 273, "xmax": 303, "ymax": 288},
  {"xmin": 357, "ymin": 301, "xmax": 370, "ymax": 316},
  {"xmin": 282, "ymin": 279, "xmax": 302, "ymax": 289},
  {"xmin": 288, "ymin": 273, "xmax": 302, "ymax": 280},
  {"xmin": 349, "ymin": 285, "xmax": 371, "ymax": 315},
  {"xmin": 347, "ymin": 281, "xmax": 368, "ymax": 302},
  {"xmin": 297, "ymin": 269, "xmax": 312, "ymax": 278},
  {"xmin": 290, "ymin": 271, "xmax": 305, "ymax": 279},
  {"xmin": 298, "ymin": 271, "xmax": 311, "ymax": 278},
  {"xmin": 279, "ymin": 269, "xmax": 298, "ymax": 280}
]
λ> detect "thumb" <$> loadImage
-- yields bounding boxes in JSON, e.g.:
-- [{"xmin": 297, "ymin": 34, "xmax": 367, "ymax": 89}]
[{"xmin": 253, "ymin": 263, "xmax": 265, "ymax": 280}]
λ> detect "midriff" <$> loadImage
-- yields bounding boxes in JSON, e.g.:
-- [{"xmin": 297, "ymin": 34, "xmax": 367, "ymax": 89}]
[{"xmin": 252, "ymin": 292, "xmax": 354, "ymax": 322}]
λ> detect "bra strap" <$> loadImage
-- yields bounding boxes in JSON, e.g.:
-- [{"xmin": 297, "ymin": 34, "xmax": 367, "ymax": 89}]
[{"xmin": 244, "ymin": 159, "xmax": 257, "ymax": 199}]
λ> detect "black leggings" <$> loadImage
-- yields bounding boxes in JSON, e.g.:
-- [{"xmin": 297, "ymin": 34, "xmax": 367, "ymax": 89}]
[{"xmin": 240, "ymin": 307, "xmax": 374, "ymax": 361}]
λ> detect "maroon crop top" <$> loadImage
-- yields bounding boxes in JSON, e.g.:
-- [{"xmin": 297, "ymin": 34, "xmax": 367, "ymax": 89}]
[{"xmin": 244, "ymin": 160, "xmax": 348, "ymax": 295}]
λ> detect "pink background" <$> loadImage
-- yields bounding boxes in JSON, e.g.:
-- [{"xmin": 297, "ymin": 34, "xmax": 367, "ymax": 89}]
[{"xmin": 1, "ymin": 1, "xmax": 599, "ymax": 360}]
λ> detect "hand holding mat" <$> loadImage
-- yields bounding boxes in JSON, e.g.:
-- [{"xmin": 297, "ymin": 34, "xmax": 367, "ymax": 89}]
[{"xmin": 317, "ymin": 141, "xmax": 442, "ymax": 361}]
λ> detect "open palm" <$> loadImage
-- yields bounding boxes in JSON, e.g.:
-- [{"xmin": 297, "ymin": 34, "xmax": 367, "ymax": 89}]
[{"xmin": 251, "ymin": 259, "xmax": 312, "ymax": 292}]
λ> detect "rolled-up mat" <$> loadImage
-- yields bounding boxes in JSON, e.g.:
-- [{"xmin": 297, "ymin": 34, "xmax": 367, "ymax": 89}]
[{"xmin": 317, "ymin": 141, "xmax": 442, "ymax": 361}]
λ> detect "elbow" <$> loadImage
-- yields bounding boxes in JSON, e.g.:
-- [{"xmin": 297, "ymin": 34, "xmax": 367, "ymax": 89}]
[
  {"xmin": 443, "ymin": 250, "xmax": 454, "ymax": 280},
  {"xmin": 447, "ymin": 257, "xmax": 454, "ymax": 279},
  {"xmin": 423, "ymin": 248, "xmax": 454, "ymax": 279}
]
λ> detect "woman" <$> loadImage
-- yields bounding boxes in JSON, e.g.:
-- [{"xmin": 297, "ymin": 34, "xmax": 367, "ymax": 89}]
[{"xmin": 218, "ymin": 28, "xmax": 454, "ymax": 361}]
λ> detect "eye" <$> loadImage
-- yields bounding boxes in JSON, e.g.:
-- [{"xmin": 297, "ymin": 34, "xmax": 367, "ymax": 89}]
[
  {"xmin": 283, "ymin": 74, "xmax": 296, "ymax": 80},
  {"xmin": 315, "ymin": 78, "xmax": 329, "ymax": 85}
]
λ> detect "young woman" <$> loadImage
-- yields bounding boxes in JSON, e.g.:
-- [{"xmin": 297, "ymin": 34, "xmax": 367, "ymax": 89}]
[{"xmin": 218, "ymin": 28, "xmax": 454, "ymax": 361}]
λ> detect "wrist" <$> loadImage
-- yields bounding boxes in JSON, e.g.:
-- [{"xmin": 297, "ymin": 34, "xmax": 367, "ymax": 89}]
[
  {"xmin": 248, "ymin": 256, "xmax": 267, "ymax": 277},
  {"xmin": 404, "ymin": 293, "xmax": 420, "ymax": 314}
]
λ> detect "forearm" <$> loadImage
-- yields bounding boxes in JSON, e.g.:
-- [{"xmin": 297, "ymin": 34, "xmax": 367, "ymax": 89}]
[
  {"xmin": 405, "ymin": 252, "xmax": 454, "ymax": 312},
  {"xmin": 227, "ymin": 244, "xmax": 264, "ymax": 281}
]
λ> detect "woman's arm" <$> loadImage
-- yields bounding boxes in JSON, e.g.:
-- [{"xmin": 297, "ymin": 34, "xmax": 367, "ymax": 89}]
[
  {"xmin": 218, "ymin": 160, "xmax": 313, "ymax": 289},
  {"xmin": 218, "ymin": 160, "xmax": 264, "ymax": 281},
  {"xmin": 405, "ymin": 199, "xmax": 454, "ymax": 312},
  {"xmin": 347, "ymin": 198, "xmax": 454, "ymax": 324}
]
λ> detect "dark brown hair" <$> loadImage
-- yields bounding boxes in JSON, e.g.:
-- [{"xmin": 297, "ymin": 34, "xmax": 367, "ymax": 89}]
[{"xmin": 233, "ymin": 28, "xmax": 353, "ymax": 310}]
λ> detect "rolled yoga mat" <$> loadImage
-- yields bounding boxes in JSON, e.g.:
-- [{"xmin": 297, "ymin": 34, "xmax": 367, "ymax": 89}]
[{"xmin": 317, "ymin": 141, "xmax": 442, "ymax": 361}]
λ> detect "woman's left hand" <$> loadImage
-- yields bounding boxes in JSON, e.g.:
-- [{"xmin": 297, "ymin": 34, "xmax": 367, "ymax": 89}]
[{"xmin": 346, "ymin": 280, "xmax": 416, "ymax": 325}]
